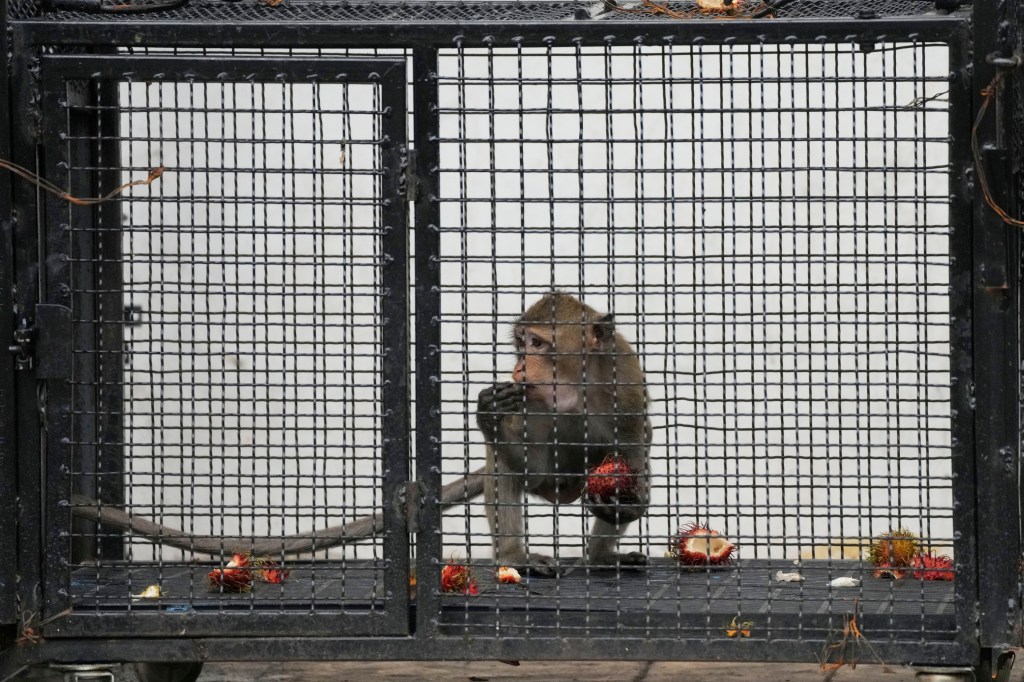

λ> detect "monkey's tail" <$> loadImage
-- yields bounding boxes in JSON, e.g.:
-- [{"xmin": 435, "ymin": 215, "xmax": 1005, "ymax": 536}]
[{"xmin": 69, "ymin": 466, "xmax": 487, "ymax": 557}]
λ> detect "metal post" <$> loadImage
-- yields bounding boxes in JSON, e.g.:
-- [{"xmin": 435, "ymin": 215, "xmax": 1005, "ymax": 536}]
[
  {"xmin": 0, "ymin": 0, "xmax": 20, "ymax": 629},
  {"xmin": 412, "ymin": 45, "xmax": 442, "ymax": 638},
  {"xmin": 970, "ymin": 0, "xmax": 1023, "ymax": 654}
]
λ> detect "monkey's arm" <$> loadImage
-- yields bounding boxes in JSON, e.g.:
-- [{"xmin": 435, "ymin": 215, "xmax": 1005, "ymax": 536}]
[{"xmin": 69, "ymin": 467, "xmax": 486, "ymax": 557}]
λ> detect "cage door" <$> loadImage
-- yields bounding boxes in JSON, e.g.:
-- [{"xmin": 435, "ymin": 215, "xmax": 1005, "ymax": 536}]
[{"xmin": 37, "ymin": 54, "xmax": 411, "ymax": 638}]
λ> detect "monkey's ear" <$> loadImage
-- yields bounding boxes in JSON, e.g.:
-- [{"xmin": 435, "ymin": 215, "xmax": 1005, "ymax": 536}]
[{"xmin": 589, "ymin": 313, "xmax": 615, "ymax": 349}]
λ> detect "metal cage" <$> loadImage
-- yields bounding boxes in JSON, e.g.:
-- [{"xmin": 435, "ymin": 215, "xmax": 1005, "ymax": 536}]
[{"xmin": 0, "ymin": 0, "xmax": 1020, "ymax": 678}]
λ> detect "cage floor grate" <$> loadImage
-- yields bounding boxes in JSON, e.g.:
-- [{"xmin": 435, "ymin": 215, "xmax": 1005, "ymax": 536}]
[{"xmin": 68, "ymin": 559, "xmax": 954, "ymax": 630}]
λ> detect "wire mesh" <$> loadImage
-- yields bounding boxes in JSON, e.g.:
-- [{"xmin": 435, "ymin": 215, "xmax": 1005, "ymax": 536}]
[
  {"xmin": 13, "ymin": 0, "xmax": 947, "ymax": 24},
  {"xmin": 435, "ymin": 37, "xmax": 955, "ymax": 642},
  {"xmin": 37, "ymin": 30, "xmax": 964, "ymax": 653},
  {"xmin": 61, "ymin": 66, "xmax": 399, "ymax": 612}
]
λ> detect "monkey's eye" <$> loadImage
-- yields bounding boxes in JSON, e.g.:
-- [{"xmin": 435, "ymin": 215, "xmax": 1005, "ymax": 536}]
[{"xmin": 529, "ymin": 336, "xmax": 545, "ymax": 350}]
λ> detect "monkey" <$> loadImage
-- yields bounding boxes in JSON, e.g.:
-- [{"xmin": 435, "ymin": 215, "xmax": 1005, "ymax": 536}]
[
  {"xmin": 70, "ymin": 293, "xmax": 651, "ymax": 575},
  {"xmin": 476, "ymin": 292, "xmax": 651, "ymax": 576}
]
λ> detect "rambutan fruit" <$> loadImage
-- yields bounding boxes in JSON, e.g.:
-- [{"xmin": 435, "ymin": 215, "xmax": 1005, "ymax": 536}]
[
  {"xmin": 585, "ymin": 455, "xmax": 640, "ymax": 505},
  {"xmin": 496, "ymin": 566, "xmax": 522, "ymax": 585},
  {"xmin": 250, "ymin": 555, "xmax": 291, "ymax": 584},
  {"xmin": 671, "ymin": 523, "xmax": 735, "ymax": 566},
  {"xmin": 696, "ymin": 0, "xmax": 744, "ymax": 12},
  {"xmin": 440, "ymin": 559, "xmax": 477, "ymax": 594},
  {"xmin": 868, "ymin": 528, "xmax": 919, "ymax": 578},
  {"xmin": 206, "ymin": 553, "xmax": 253, "ymax": 593},
  {"xmin": 912, "ymin": 552, "xmax": 953, "ymax": 581},
  {"xmin": 584, "ymin": 455, "xmax": 647, "ymax": 524}
]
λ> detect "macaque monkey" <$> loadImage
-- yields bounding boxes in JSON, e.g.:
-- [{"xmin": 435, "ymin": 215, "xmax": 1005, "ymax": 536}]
[
  {"xmin": 71, "ymin": 294, "xmax": 651, "ymax": 575},
  {"xmin": 476, "ymin": 292, "xmax": 651, "ymax": 576}
]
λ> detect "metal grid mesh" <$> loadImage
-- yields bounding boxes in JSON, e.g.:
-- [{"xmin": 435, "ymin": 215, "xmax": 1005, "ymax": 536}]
[
  {"xmin": 435, "ymin": 38, "xmax": 954, "ymax": 639},
  {"xmin": 41, "ymin": 34, "xmax": 962, "ymax": 647},
  {"xmin": 13, "ymin": 0, "xmax": 945, "ymax": 24},
  {"xmin": 598, "ymin": 0, "xmax": 939, "ymax": 20},
  {"xmin": 62, "ymin": 67, "xmax": 396, "ymax": 609}
]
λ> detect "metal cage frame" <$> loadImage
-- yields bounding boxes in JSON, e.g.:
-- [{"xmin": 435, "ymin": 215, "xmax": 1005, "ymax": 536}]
[{"xmin": 0, "ymin": 0, "xmax": 1021, "ymax": 677}]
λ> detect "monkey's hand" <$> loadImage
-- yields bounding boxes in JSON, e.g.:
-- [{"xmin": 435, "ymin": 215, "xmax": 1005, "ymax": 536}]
[
  {"xmin": 476, "ymin": 382, "xmax": 525, "ymax": 441},
  {"xmin": 584, "ymin": 482, "xmax": 649, "ymax": 526}
]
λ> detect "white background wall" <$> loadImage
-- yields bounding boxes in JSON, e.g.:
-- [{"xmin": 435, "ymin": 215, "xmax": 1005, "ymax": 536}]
[
  {"xmin": 435, "ymin": 43, "xmax": 952, "ymax": 563},
  {"xmin": 99, "ymin": 40, "xmax": 953, "ymax": 567}
]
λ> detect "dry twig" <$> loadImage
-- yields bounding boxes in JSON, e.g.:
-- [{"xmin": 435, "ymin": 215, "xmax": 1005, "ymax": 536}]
[{"xmin": 817, "ymin": 603, "xmax": 889, "ymax": 681}]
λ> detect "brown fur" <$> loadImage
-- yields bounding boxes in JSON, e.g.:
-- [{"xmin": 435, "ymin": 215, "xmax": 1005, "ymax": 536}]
[{"xmin": 478, "ymin": 293, "xmax": 652, "ymax": 575}]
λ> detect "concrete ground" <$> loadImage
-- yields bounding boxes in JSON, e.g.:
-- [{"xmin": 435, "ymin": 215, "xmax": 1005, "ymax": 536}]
[
  {"xmin": 17, "ymin": 659, "xmax": 1024, "ymax": 681},
  {"xmin": 191, "ymin": 660, "xmax": 1014, "ymax": 682}
]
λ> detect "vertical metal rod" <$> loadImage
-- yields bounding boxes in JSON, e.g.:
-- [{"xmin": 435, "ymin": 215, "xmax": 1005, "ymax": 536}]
[
  {"xmin": 379, "ymin": 64, "xmax": 413, "ymax": 635},
  {"xmin": 947, "ymin": 23, "xmax": 981, "ymax": 658},
  {"xmin": 9, "ymin": 30, "xmax": 45, "ymax": 629},
  {"xmin": 969, "ymin": 2, "xmax": 1022, "ymax": 652},
  {"xmin": 412, "ymin": 46, "xmax": 442, "ymax": 638},
  {"xmin": 0, "ymin": 0, "xmax": 20, "ymax": 629}
]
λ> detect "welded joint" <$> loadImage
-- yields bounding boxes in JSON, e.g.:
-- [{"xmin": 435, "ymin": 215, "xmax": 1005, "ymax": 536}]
[
  {"xmin": 400, "ymin": 480, "xmax": 424, "ymax": 532},
  {"xmin": 401, "ymin": 147, "xmax": 420, "ymax": 203}
]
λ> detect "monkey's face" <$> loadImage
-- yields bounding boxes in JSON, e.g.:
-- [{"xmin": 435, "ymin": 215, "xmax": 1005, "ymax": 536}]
[{"xmin": 512, "ymin": 325, "xmax": 582, "ymax": 412}]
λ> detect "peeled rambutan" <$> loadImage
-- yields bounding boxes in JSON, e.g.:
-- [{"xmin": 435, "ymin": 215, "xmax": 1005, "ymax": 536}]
[
  {"xmin": 671, "ymin": 523, "xmax": 735, "ymax": 566},
  {"xmin": 912, "ymin": 552, "xmax": 953, "ymax": 581},
  {"xmin": 868, "ymin": 529, "xmax": 919, "ymax": 578},
  {"xmin": 206, "ymin": 552, "xmax": 253, "ymax": 593},
  {"xmin": 696, "ymin": 0, "xmax": 744, "ymax": 11},
  {"xmin": 496, "ymin": 566, "xmax": 522, "ymax": 585},
  {"xmin": 585, "ymin": 455, "xmax": 640, "ymax": 505}
]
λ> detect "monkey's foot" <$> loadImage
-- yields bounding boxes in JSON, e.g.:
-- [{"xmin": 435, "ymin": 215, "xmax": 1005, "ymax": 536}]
[
  {"xmin": 517, "ymin": 553, "xmax": 559, "ymax": 578},
  {"xmin": 589, "ymin": 551, "xmax": 648, "ymax": 570}
]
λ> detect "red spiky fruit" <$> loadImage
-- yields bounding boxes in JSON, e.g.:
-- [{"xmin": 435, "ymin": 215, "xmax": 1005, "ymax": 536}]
[
  {"xmin": 672, "ymin": 523, "xmax": 735, "ymax": 566},
  {"xmin": 253, "ymin": 559, "xmax": 291, "ymax": 584},
  {"xmin": 440, "ymin": 559, "xmax": 477, "ymax": 594},
  {"xmin": 206, "ymin": 553, "xmax": 253, "ymax": 592},
  {"xmin": 585, "ymin": 455, "xmax": 640, "ymax": 505},
  {"xmin": 912, "ymin": 552, "xmax": 953, "ymax": 581}
]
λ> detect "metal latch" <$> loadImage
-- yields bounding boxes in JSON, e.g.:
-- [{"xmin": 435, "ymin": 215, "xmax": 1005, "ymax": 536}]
[
  {"xmin": 8, "ymin": 317, "xmax": 35, "ymax": 370},
  {"xmin": 8, "ymin": 305, "xmax": 72, "ymax": 378}
]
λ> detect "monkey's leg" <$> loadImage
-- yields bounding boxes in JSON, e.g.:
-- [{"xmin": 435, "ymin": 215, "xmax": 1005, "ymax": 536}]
[
  {"xmin": 485, "ymin": 448, "xmax": 559, "ymax": 577},
  {"xmin": 586, "ymin": 517, "xmax": 647, "ymax": 568}
]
